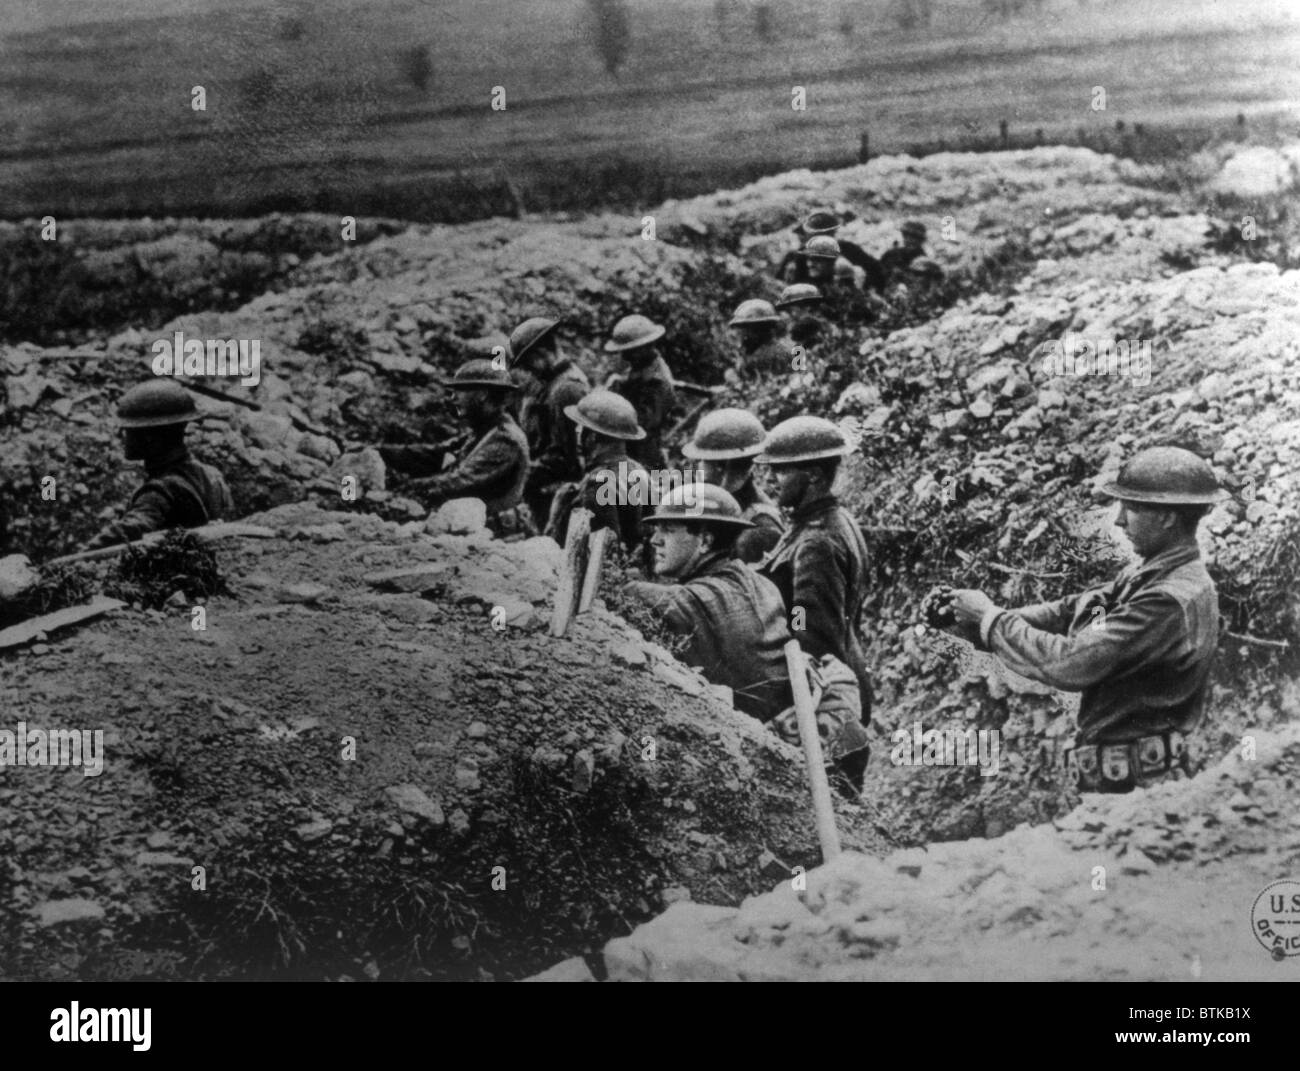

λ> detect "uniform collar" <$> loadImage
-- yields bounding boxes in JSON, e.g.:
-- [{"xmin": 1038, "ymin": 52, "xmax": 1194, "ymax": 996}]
[
  {"xmin": 791, "ymin": 493, "xmax": 838, "ymax": 524},
  {"xmin": 1127, "ymin": 540, "xmax": 1201, "ymax": 581},
  {"xmin": 683, "ymin": 550, "xmax": 735, "ymax": 582},
  {"xmin": 144, "ymin": 444, "xmax": 190, "ymax": 476},
  {"xmin": 586, "ymin": 438, "xmax": 630, "ymax": 467}
]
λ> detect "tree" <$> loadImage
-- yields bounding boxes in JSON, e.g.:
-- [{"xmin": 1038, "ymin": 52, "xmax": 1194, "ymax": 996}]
[{"xmin": 587, "ymin": 0, "xmax": 632, "ymax": 76}]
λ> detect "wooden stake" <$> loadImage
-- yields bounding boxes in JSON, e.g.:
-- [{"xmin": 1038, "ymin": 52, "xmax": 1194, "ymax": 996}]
[
  {"xmin": 578, "ymin": 527, "xmax": 611, "ymax": 614},
  {"xmin": 783, "ymin": 639, "xmax": 841, "ymax": 862},
  {"xmin": 0, "ymin": 597, "xmax": 126, "ymax": 651},
  {"xmin": 549, "ymin": 508, "xmax": 591, "ymax": 637}
]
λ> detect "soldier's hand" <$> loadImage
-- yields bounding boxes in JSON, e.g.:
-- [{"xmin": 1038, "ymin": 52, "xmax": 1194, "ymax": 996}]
[
  {"xmin": 920, "ymin": 584, "xmax": 956, "ymax": 628},
  {"xmin": 949, "ymin": 589, "xmax": 997, "ymax": 626}
]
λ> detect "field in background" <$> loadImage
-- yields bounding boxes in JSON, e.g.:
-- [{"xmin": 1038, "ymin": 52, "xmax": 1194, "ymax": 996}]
[{"xmin": 1, "ymin": 0, "xmax": 1298, "ymax": 221}]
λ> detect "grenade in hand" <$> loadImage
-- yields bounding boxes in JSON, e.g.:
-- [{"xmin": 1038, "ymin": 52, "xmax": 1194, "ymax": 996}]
[{"xmin": 922, "ymin": 585, "xmax": 956, "ymax": 628}]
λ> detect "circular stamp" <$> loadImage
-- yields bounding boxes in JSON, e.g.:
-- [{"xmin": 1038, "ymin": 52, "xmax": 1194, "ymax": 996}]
[{"xmin": 1251, "ymin": 880, "xmax": 1300, "ymax": 960}]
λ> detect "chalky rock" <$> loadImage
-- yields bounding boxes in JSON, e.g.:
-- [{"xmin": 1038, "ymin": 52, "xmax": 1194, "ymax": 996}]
[
  {"xmin": 426, "ymin": 498, "xmax": 488, "ymax": 536},
  {"xmin": 330, "ymin": 448, "xmax": 386, "ymax": 494},
  {"xmin": 0, "ymin": 554, "xmax": 40, "ymax": 603}
]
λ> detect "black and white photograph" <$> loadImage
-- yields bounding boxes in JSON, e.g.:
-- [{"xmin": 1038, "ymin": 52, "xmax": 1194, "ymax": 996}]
[{"xmin": 0, "ymin": 0, "xmax": 1297, "ymax": 1018}]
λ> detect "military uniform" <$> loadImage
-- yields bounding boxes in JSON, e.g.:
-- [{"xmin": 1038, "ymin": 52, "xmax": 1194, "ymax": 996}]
[
  {"xmin": 545, "ymin": 440, "xmax": 648, "ymax": 554},
  {"xmin": 760, "ymin": 494, "xmax": 873, "ymax": 736},
  {"xmin": 880, "ymin": 243, "xmax": 924, "ymax": 279},
  {"xmin": 625, "ymin": 551, "xmax": 794, "ymax": 722},
  {"xmin": 519, "ymin": 360, "xmax": 589, "ymax": 524},
  {"xmin": 399, "ymin": 411, "xmax": 531, "ymax": 533},
  {"xmin": 836, "ymin": 239, "xmax": 887, "ymax": 292},
  {"xmin": 739, "ymin": 334, "xmax": 799, "ymax": 378},
  {"xmin": 607, "ymin": 356, "xmax": 676, "ymax": 470},
  {"xmin": 732, "ymin": 478, "xmax": 784, "ymax": 564},
  {"xmin": 976, "ymin": 542, "xmax": 1219, "ymax": 792},
  {"xmin": 86, "ymin": 446, "xmax": 233, "ymax": 549}
]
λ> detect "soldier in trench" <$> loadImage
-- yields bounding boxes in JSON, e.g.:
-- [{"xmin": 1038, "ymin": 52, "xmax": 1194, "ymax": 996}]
[
  {"xmin": 935, "ymin": 446, "xmax": 1225, "ymax": 794},
  {"xmin": 83, "ymin": 380, "xmax": 234, "ymax": 551}
]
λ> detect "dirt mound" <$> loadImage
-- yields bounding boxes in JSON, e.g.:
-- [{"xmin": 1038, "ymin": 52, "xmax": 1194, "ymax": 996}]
[
  {"xmin": 0, "ymin": 503, "xmax": 887, "ymax": 981},
  {"xmin": 583, "ymin": 717, "xmax": 1300, "ymax": 981}
]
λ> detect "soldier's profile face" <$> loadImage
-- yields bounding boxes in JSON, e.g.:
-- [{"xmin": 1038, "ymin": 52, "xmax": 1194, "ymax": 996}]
[
  {"xmin": 121, "ymin": 427, "xmax": 148, "ymax": 460},
  {"xmin": 1115, "ymin": 500, "xmax": 1171, "ymax": 557},
  {"xmin": 651, "ymin": 522, "xmax": 704, "ymax": 579},
  {"xmin": 773, "ymin": 464, "xmax": 813, "ymax": 508},
  {"xmin": 700, "ymin": 459, "xmax": 747, "ymax": 494}
]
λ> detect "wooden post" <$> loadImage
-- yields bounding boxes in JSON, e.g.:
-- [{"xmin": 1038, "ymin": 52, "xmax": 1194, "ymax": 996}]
[
  {"xmin": 783, "ymin": 639, "xmax": 841, "ymax": 862},
  {"xmin": 999, "ymin": 119, "xmax": 1009, "ymax": 148},
  {"xmin": 549, "ymin": 507, "xmax": 591, "ymax": 637},
  {"xmin": 578, "ymin": 527, "xmax": 611, "ymax": 614},
  {"xmin": 858, "ymin": 131, "xmax": 869, "ymax": 164}
]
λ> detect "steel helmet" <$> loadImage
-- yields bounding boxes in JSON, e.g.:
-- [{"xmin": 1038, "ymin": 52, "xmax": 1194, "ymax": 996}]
[
  {"xmin": 803, "ymin": 235, "xmax": 840, "ymax": 260},
  {"xmin": 116, "ymin": 379, "xmax": 201, "ymax": 428},
  {"xmin": 800, "ymin": 209, "xmax": 841, "ymax": 235},
  {"xmin": 644, "ymin": 482, "xmax": 753, "ymax": 528},
  {"xmin": 682, "ymin": 408, "xmax": 767, "ymax": 461},
  {"xmin": 604, "ymin": 314, "xmax": 666, "ymax": 353},
  {"xmin": 775, "ymin": 283, "xmax": 823, "ymax": 309},
  {"xmin": 508, "ymin": 317, "xmax": 560, "ymax": 365},
  {"xmin": 728, "ymin": 299, "xmax": 781, "ymax": 328},
  {"xmin": 1098, "ymin": 447, "xmax": 1227, "ymax": 506},
  {"xmin": 563, "ymin": 389, "xmax": 647, "ymax": 440},
  {"xmin": 756, "ymin": 415, "xmax": 852, "ymax": 464},
  {"xmin": 901, "ymin": 220, "xmax": 927, "ymax": 241},
  {"xmin": 441, "ymin": 359, "xmax": 519, "ymax": 391}
]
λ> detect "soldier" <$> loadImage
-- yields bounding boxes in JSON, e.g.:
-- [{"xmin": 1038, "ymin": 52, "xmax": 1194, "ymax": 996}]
[
  {"xmin": 775, "ymin": 282, "xmax": 827, "ymax": 350},
  {"xmin": 727, "ymin": 299, "xmax": 795, "ymax": 378},
  {"xmin": 546, "ymin": 388, "xmax": 649, "ymax": 556},
  {"xmin": 783, "ymin": 234, "xmax": 840, "ymax": 288},
  {"xmin": 603, "ymin": 314, "xmax": 677, "ymax": 470},
  {"xmin": 778, "ymin": 209, "xmax": 886, "ymax": 291},
  {"xmin": 380, "ymin": 359, "xmax": 531, "ymax": 536},
  {"xmin": 756, "ymin": 415, "xmax": 873, "ymax": 793},
  {"xmin": 681, "ymin": 408, "xmax": 784, "ymax": 565},
  {"xmin": 84, "ymin": 380, "xmax": 233, "ymax": 551},
  {"xmin": 942, "ymin": 447, "xmax": 1225, "ymax": 794},
  {"xmin": 508, "ymin": 316, "xmax": 589, "ymax": 529},
  {"xmin": 622, "ymin": 483, "xmax": 793, "ymax": 723},
  {"xmin": 880, "ymin": 220, "xmax": 929, "ymax": 280}
]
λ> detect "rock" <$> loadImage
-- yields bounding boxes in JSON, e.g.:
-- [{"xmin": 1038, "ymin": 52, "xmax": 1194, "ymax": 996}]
[
  {"xmin": 427, "ymin": 498, "xmax": 488, "ymax": 536},
  {"xmin": 1212, "ymin": 146, "xmax": 1298, "ymax": 199},
  {"xmin": 611, "ymin": 642, "xmax": 648, "ymax": 668},
  {"xmin": 524, "ymin": 956, "xmax": 597, "ymax": 982},
  {"xmin": 135, "ymin": 852, "xmax": 196, "ymax": 867},
  {"xmin": 295, "ymin": 819, "xmax": 333, "ymax": 843},
  {"xmin": 0, "ymin": 554, "xmax": 40, "ymax": 602},
  {"xmin": 384, "ymin": 784, "xmax": 445, "ymax": 827},
  {"xmin": 363, "ymin": 564, "xmax": 454, "ymax": 594},
  {"xmin": 145, "ymin": 831, "xmax": 173, "ymax": 849},
  {"xmin": 572, "ymin": 749, "xmax": 595, "ymax": 794},
  {"xmin": 448, "ymin": 809, "xmax": 471, "ymax": 836},
  {"xmin": 35, "ymin": 898, "xmax": 105, "ymax": 927},
  {"xmin": 454, "ymin": 765, "xmax": 481, "ymax": 792},
  {"xmin": 279, "ymin": 582, "xmax": 329, "ymax": 604}
]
